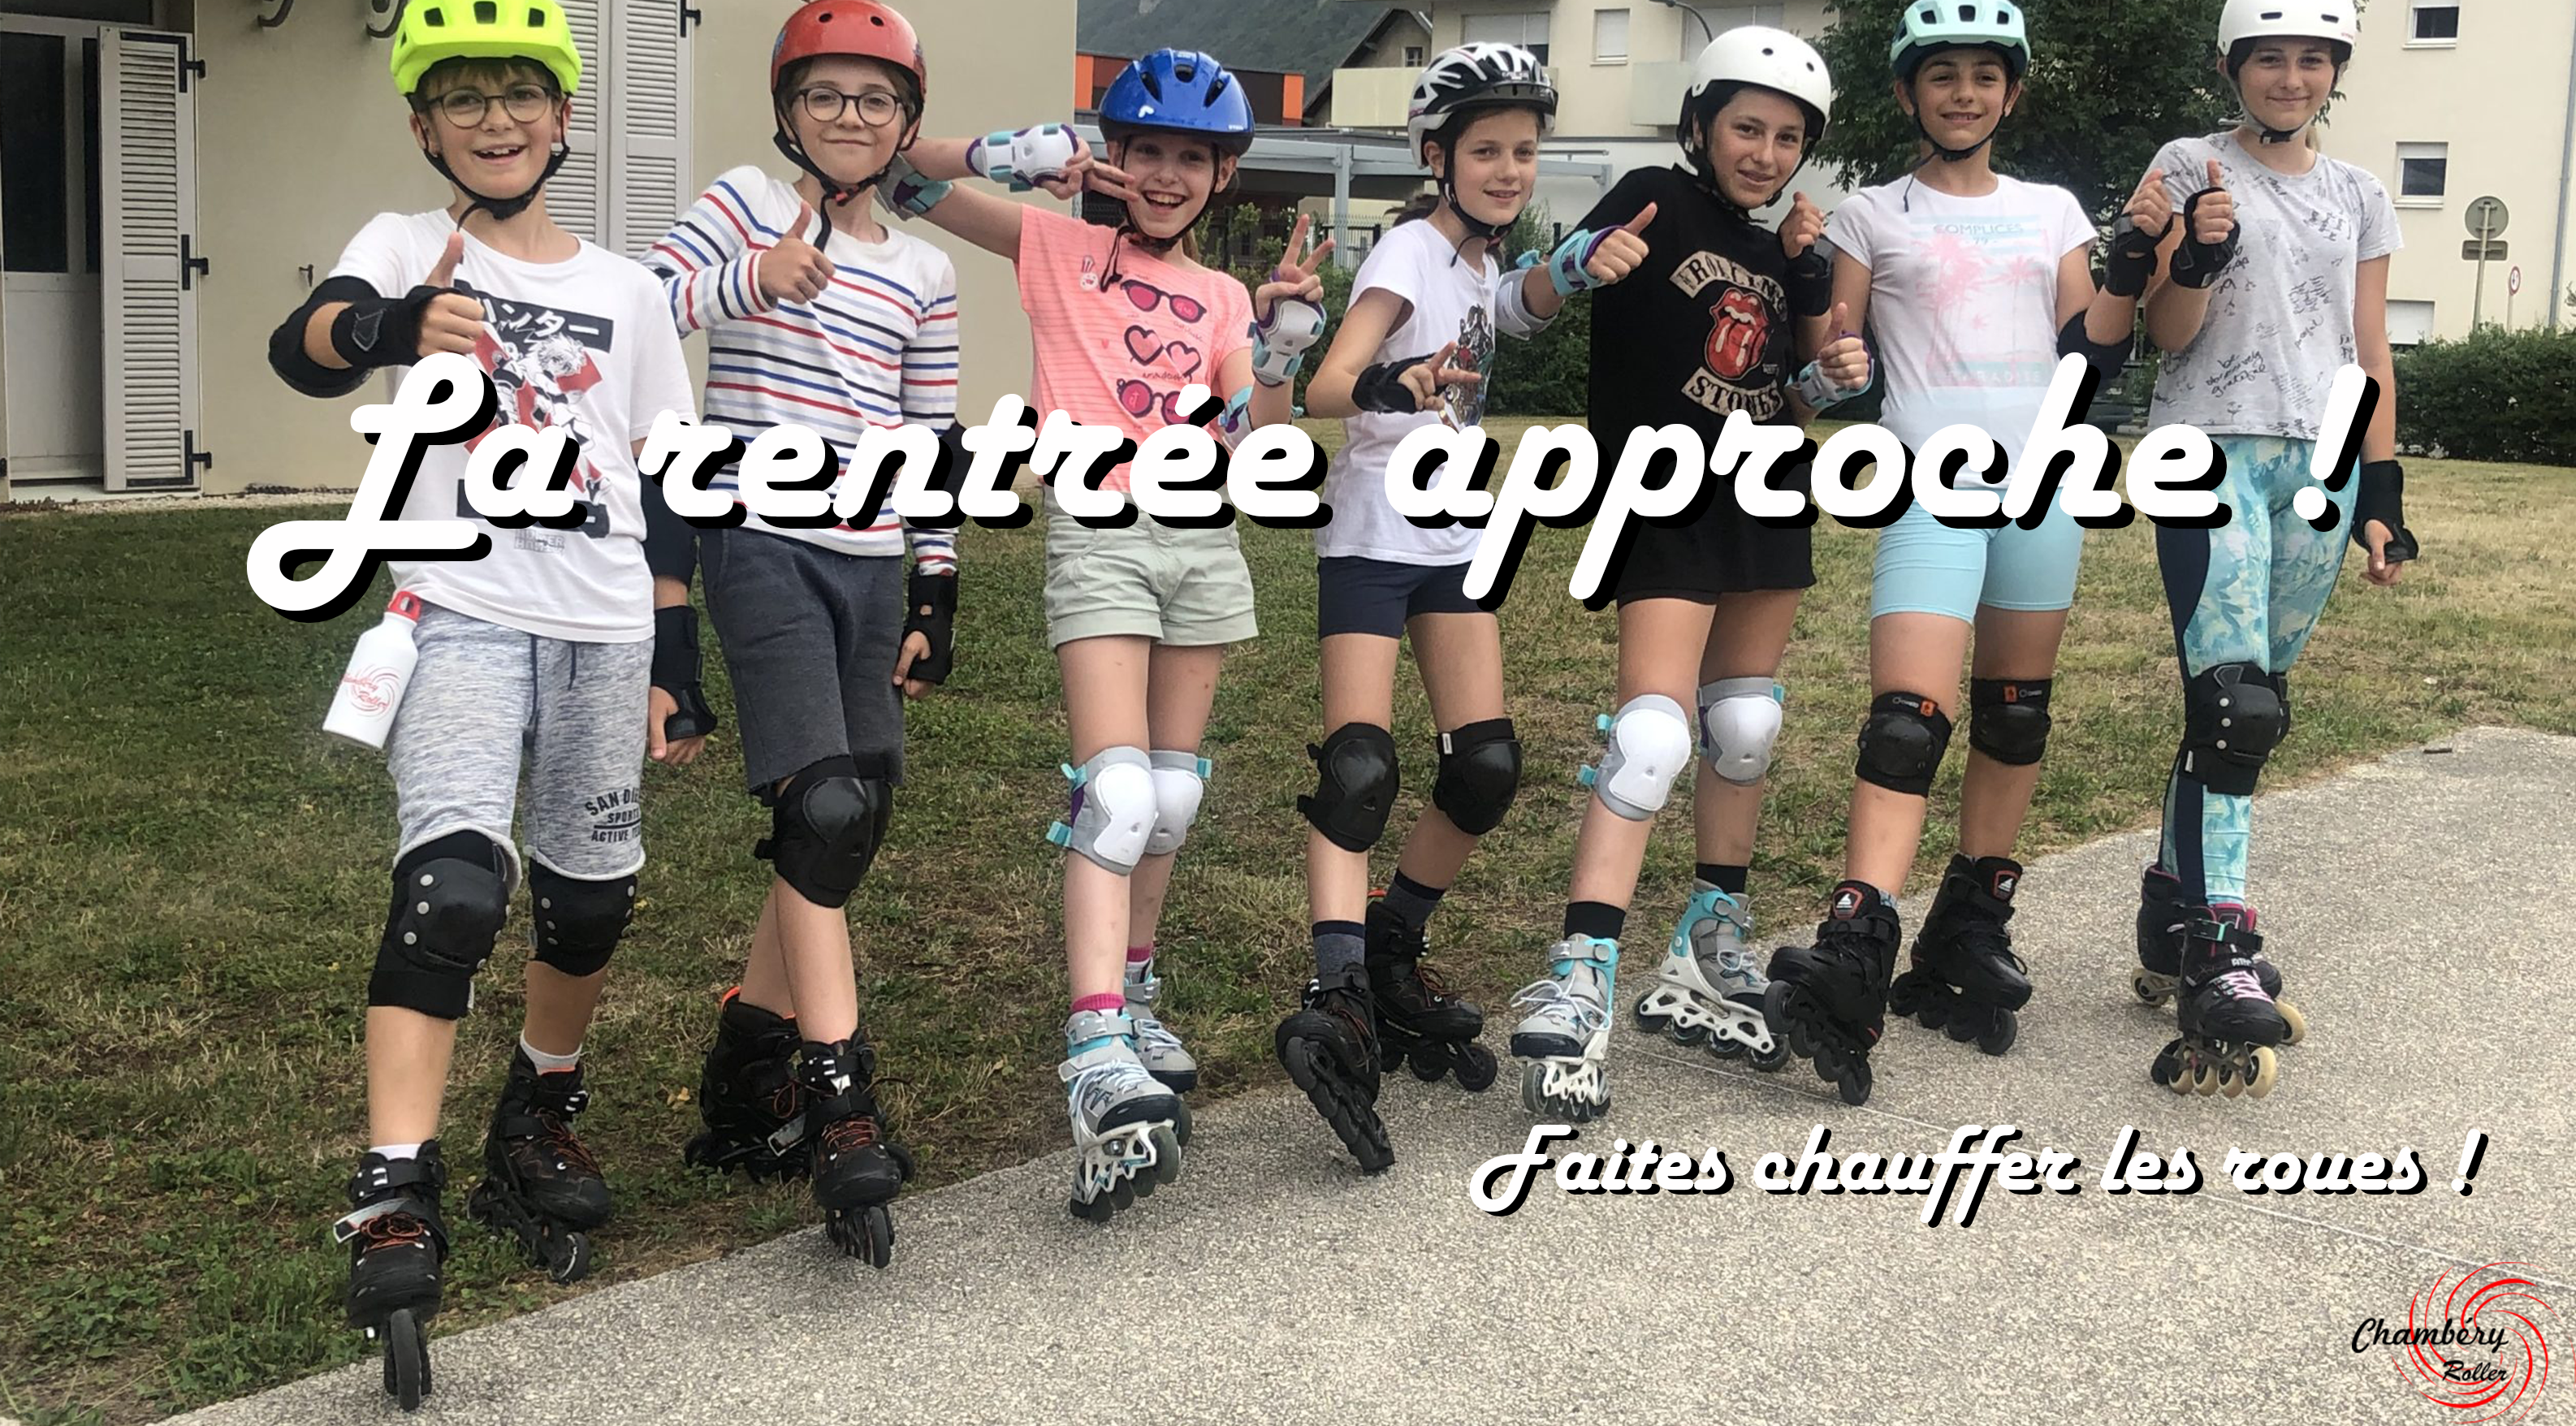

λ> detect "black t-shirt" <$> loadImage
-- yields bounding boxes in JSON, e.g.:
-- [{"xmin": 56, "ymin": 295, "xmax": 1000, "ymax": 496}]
[{"xmin": 1580, "ymin": 166, "xmax": 1797, "ymax": 460}]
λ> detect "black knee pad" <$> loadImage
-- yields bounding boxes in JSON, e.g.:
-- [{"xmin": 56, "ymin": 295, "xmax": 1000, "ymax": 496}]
[
  {"xmin": 2181, "ymin": 663, "xmax": 2285, "ymax": 797},
  {"xmin": 755, "ymin": 755, "xmax": 893, "ymax": 910},
  {"xmin": 527, "ymin": 864, "xmax": 637, "ymax": 978},
  {"xmin": 1299, "ymin": 722, "xmax": 1400, "ymax": 853},
  {"xmin": 1855, "ymin": 691, "xmax": 1954, "ymax": 797},
  {"xmin": 370, "ymin": 831, "xmax": 510, "ymax": 1019},
  {"xmin": 1967, "ymin": 678, "xmax": 2054, "ymax": 767},
  {"xmin": 1432, "ymin": 718, "xmax": 1522, "ymax": 836}
]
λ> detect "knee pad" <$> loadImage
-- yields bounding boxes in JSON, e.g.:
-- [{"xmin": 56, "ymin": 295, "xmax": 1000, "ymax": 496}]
[
  {"xmin": 1580, "ymin": 694, "xmax": 1692, "ymax": 820},
  {"xmin": 1696, "ymin": 677, "xmax": 1785, "ymax": 786},
  {"xmin": 757, "ymin": 756, "xmax": 893, "ymax": 910},
  {"xmin": 2181, "ymin": 663, "xmax": 2286, "ymax": 797},
  {"xmin": 1299, "ymin": 723, "xmax": 1401, "ymax": 853},
  {"xmin": 1967, "ymin": 677, "xmax": 2054, "ymax": 767},
  {"xmin": 1855, "ymin": 691, "xmax": 1954, "ymax": 797},
  {"xmin": 1143, "ymin": 750, "xmax": 1211, "ymax": 857},
  {"xmin": 1048, "ymin": 746, "xmax": 1160, "ymax": 875},
  {"xmin": 527, "ymin": 864, "xmax": 637, "ymax": 978},
  {"xmin": 370, "ymin": 831, "xmax": 510, "ymax": 1019},
  {"xmin": 1432, "ymin": 718, "xmax": 1522, "ymax": 836}
]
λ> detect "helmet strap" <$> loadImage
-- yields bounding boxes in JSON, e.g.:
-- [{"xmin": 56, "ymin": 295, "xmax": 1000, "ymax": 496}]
[{"xmin": 423, "ymin": 138, "xmax": 570, "ymax": 227}]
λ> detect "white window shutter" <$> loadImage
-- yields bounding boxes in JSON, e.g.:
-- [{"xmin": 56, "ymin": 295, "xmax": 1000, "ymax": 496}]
[
  {"xmin": 607, "ymin": 0, "xmax": 692, "ymax": 258},
  {"xmin": 553, "ymin": 0, "xmax": 607, "ymax": 242},
  {"xmin": 99, "ymin": 28, "xmax": 201, "ymax": 491}
]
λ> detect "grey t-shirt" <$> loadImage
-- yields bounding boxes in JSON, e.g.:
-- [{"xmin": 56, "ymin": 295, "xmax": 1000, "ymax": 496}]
[{"xmin": 2146, "ymin": 132, "xmax": 2401, "ymax": 440}]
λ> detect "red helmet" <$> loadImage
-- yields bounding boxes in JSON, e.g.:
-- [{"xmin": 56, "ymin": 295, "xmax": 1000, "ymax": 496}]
[{"xmin": 771, "ymin": 1, "xmax": 926, "ymax": 106}]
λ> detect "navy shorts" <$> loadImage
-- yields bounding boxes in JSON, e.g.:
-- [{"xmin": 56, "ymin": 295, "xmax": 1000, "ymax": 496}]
[{"xmin": 1316, "ymin": 557, "xmax": 1483, "ymax": 638}]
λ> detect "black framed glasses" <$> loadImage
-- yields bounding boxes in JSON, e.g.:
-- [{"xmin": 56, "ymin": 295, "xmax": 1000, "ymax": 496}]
[
  {"xmin": 429, "ymin": 83, "xmax": 560, "ymax": 128},
  {"xmin": 796, "ymin": 86, "xmax": 905, "ymax": 127}
]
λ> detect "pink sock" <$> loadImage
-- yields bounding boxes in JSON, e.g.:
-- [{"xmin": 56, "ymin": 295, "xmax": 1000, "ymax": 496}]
[
  {"xmin": 1073, "ymin": 992, "xmax": 1125, "ymax": 1014},
  {"xmin": 1126, "ymin": 942, "xmax": 1155, "ymax": 964}
]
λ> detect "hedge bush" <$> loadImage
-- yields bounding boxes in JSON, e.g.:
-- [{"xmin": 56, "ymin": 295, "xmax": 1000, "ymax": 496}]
[{"xmin": 2390, "ymin": 326, "xmax": 2576, "ymax": 466}]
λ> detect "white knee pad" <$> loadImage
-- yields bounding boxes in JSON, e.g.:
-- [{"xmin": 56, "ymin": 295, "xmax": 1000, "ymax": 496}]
[
  {"xmin": 1047, "ymin": 746, "xmax": 1160, "ymax": 875},
  {"xmin": 1579, "ymin": 694, "xmax": 1694, "ymax": 820},
  {"xmin": 1143, "ymin": 750, "xmax": 1209, "ymax": 857},
  {"xmin": 1697, "ymin": 677, "xmax": 1785, "ymax": 786}
]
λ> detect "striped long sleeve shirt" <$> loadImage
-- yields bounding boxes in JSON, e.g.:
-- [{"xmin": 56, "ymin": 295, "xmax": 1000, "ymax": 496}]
[{"xmin": 645, "ymin": 166, "xmax": 958, "ymax": 573}]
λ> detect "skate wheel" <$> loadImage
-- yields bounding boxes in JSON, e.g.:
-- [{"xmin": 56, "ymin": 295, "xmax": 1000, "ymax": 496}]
[
  {"xmin": 546, "ymin": 1229, "xmax": 591, "ymax": 1285},
  {"xmin": 1169, "ymin": 1098, "xmax": 1193, "ymax": 1147},
  {"xmin": 2217, "ymin": 1061, "xmax": 2247, "ymax": 1099},
  {"xmin": 1748, "ymin": 1040, "xmax": 1792, "ymax": 1073},
  {"xmin": 1836, "ymin": 1063, "xmax": 1872, "ymax": 1108},
  {"xmin": 2130, "ymin": 970, "xmax": 2172, "ymax": 1006},
  {"xmin": 2245, "ymin": 1047, "xmax": 2280, "ymax": 1100},
  {"xmin": 2150, "ymin": 1039, "xmax": 2185, "ymax": 1089},
  {"xmin": 383, "ymin": 1308, "xmax": 427, "ymax": 1412},
  {"xmin": 2276, "ymin": 1000, "xmax": 2307, "ymax": 1047},
  {"xmin": 1631, "ymin": 1000, "xmax": 1662, "ymax": 1036},
  {"xmin": 1708, "ymin": 1035, "xmax": 1747, "ymax": 1061},
  {"xmin": 1452, "ymin": 1043, "xmax": 1498, "ymax": 1093},
  {"xmin": 827, "ymin": 1205, "xmax": 896, "ymax": 1268},
  {"xmin": 1977, "ymin": 1009, "xmax": 2017, "ymax": 1057},
  {"xmin": 1148, "ymin": 1125, "xmax": 1185, "ymax": 1186},
  {"xmin": 2189, "ymin": 1061, "xmax": 2221, "ymax": 1097},
  {"xmin": 1409, "ymin": 1052, "xmax": 1448, "ymax": 1083}
]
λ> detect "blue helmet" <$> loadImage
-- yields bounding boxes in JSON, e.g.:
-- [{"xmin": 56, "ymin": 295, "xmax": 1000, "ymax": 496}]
[{"xmin": 1099, "ymin": 48, "xmax": 1256, "ymax": 156}]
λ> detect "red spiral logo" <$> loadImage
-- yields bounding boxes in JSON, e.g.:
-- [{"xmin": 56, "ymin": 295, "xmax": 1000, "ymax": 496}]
[
  {"xmin": 2378, "ymin": 1264, "xmax": 2559, "ymax": 1422},
  {"xmin": 341, "ymin": 668, "xmax": 400, "ymax": 716}
]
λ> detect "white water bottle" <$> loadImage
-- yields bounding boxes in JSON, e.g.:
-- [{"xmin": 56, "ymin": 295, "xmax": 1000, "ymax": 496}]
[{"xmin": 324, "ymin": 591, "xmax": 425, "ymax": 750}]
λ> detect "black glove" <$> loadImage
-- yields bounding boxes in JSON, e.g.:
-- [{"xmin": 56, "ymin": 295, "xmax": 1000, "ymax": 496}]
[
  {"xmin": 2350, "ymin": 458, "xmax": 2420, "ymax": 562},
  {"xmin": 651, "ymin": 605, "xmax": 719, "ymax": 741},
  {"xmin": 902, "ymin": 571, "xmax": 957, "ymax": 685},
  {"xmin": 2101, "ymin": 216, "xmax": 2163, "ymax": 298},
  {"xmin": 328, "ymin": 285, "xmax": 454, "ymax": 370},
  {"xmin": 1784, "ymin": 245, "xmax": 1834, "ymax": 318},
  {"xmin": 1351, "ymin": 352, "xmax": 1437, "ymax": 415},
  {"xmin": 2167, "ymin": 190, "xmax": 2238, "ymax": 290}
]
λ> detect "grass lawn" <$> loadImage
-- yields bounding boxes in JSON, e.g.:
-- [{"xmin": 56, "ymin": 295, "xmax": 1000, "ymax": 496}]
[{"xmin": 3, "ymin": 421, "xmax": 2571, "ymax": 1424}]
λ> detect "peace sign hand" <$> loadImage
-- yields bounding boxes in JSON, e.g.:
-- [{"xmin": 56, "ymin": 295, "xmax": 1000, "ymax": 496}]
[{"xmin": 1255, "ymin": 213, "xmax": 1335, "ymax": 322}]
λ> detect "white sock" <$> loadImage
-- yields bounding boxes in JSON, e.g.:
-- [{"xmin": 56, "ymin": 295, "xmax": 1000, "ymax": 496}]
[
  {"xmin": 370, "ymin": 1142, "xmax": 424, "ymax": 1161},
  {"xmin": 520, "ymin": 1036, "xmax": 581, "ymax": 1074}
]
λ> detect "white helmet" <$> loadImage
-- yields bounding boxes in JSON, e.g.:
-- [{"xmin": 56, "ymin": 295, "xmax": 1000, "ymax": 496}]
[
  {"xmin": 1406, "ymin": 42, "xmax": 1557, "ymax": 167},
  {"xmin": 1679, "ymin": 26, "xmax": 1833, "ymax": 164},
  {"xmin": 2218, "ymin": 0, "xmax": 2358, "ymax": 61}
]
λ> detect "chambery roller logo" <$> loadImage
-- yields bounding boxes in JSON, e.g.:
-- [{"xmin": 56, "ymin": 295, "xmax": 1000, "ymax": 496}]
[{"xmin": 2353, "ymin": 1264, "xmax": 2560, "ymax": 1422}]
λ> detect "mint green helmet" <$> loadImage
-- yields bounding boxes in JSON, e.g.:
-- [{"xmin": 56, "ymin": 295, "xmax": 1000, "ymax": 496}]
[{"xmin": 1890, "ymin": 0, "xmax": 2029, "ymax": 80}]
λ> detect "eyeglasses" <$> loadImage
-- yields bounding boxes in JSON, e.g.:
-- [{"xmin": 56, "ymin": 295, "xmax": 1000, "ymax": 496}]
[
  {"xmin": 1116, "ymin": 379, "xmax": 1191, "ymax": 426},
  {"xmin": 428, "ymin": 83, "xmax": 559, "ymax": 128},
  {"xmin": 1117, "ymin": 279, "xmax": 1205, "ymax": 325},
  {"xmin": 796, "ymin": 86, "xmax": 905, "ymax": 127}
]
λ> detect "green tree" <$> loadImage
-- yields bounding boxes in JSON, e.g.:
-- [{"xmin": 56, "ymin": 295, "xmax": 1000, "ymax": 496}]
[{"xmin": 1810, "ymin": 0, "xmax": 2239, "ymax": 220}]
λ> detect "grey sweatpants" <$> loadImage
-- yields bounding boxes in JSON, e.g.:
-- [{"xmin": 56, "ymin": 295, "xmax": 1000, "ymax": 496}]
[{"xmin": 387, "ymin": 605, "xmax": 652, "ymax": 892}]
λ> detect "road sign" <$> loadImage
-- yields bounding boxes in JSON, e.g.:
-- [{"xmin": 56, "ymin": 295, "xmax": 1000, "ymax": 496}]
[
  {"xmin": 2509, "ymin": 265, "xmax": 2523, "ymax": 295},
  {"xmin": 2466, "ymin": 196, "xmax": 2509, "ymax": 237},
  {"xmin": 2462, "ymin": 240, "xmax": 2509, "ymax": 260}
]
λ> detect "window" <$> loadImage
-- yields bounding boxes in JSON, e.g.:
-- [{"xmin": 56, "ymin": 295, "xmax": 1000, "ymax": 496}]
[
  {"xmin": 1463, "ymin": 11, "xmax": 1551, "ymax": 65},
  {"xmin": 2409, "ymin": 3, "xmax": 2459, "ymax": 44},
  {"xmin": 1404, "ymin": 45, "xmax": 1425, "ymax": 66},
  {"xmin": 1702, "ymin": 4, "xmax": 1787, "ymax": 27},
  {"xmin": 1594, "ymin": 8, "xmax": 1630, "ymax": 63},
  {"xmin": 2385, "ymin": 299, "xmax": 2436, "ymax": 346},
  {"xmin": 2397, "ymin": 142, "xmax": 2447, "ymax": 205}
]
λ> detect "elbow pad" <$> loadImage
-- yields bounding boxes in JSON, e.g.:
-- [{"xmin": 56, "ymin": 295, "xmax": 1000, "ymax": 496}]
[{"xmin": 2056, "ymin": 313, "xmax": 2133, "ymax": 387}]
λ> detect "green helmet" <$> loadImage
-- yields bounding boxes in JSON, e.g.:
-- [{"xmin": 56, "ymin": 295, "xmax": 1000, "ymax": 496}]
[
  {"xmin": 1890, "ymin": 0, "xmax": 2029, "ymax": 81},
  {"xmin": 391, "ymin": 0, "xmax": 583, "ymax": 98}
]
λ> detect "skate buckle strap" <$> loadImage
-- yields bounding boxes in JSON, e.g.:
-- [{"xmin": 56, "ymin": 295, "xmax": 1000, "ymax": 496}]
[
  {"xmin": 332, "ymin": 1198, "xmax": 420, "ymax": 1245},
  {"xmin": 764, "ymin": 1114, "xmax": 810, "ymax": 1159},
  {"xmin": 2189, "ymin": 914, "xmax": 2263, "ymax": 953}
]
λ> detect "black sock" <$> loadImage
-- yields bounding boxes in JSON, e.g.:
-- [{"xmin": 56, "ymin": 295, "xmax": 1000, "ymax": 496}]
[
  {"xmin": 1379, "ymin": 871, "xmax": 1446, "ymax": 931},
  {"xmin": 1562, "ymin": 901, "xmax": 1627, "ymax": 943},
  {"xmin": 1312, "ymin": 921, "xmax": 1365, "ymax": 977},
  {"xmin": 1696, "ymin": 862, "xmax": 1749, "ymax": 895}
]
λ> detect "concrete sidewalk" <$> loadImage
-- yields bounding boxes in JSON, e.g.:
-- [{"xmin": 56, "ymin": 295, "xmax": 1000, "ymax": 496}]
[{"xmin": 171, "ymin": 727, "xmax": 2575, "ymax": 1425}]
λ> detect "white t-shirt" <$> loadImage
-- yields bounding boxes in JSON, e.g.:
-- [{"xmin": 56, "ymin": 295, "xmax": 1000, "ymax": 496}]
[
  {"xmin": 330, "ymin": 212, "xmax": 698, "ymax": 642},
  {"xmin": 2146, "ymin": 132, "xmax": 2402, "ymax": 439},
  {"xmin": 1825, "ymin": 174, "xmax": 2095, "ymax": 473},
  {"xmin": 1320, "ymin": 218, "xmax": 1541, "ymax": 564}
]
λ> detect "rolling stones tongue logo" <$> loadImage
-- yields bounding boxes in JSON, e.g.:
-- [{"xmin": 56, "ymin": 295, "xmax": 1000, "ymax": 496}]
[{"xmin": 1705, "ymin": 287, "xmax": 1771, "ymax": 382}]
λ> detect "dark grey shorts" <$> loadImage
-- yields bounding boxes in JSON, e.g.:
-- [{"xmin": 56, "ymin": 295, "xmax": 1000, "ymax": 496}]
[{"xmin": 701, "ymin": 528, "xmax": 907, "ymax": 795}]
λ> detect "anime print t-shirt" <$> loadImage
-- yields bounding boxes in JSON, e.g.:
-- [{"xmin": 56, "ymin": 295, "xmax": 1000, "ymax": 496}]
[
  {"xmin": 1015, "ymin": 205, "xmax": 1253, "ymax": 496},
  {"xmin": 1826, "ymin": 174, "xmax": 2095, "ymax": 474},
  {"xmin": 329, "ymin": 212, "xmax": 696, "ymax": 642}
]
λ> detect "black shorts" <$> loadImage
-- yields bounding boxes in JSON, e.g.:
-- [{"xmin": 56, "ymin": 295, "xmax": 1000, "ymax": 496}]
[
  {"xmin": 1316, "ymin": 556, "xmax": 1485, "ymax": 638},
  {"xmin": 701, "ymin": 528, "xmax": 907, "ymax": 794},
  {"xmin": 1610, "ymin": 493, "xmax": 1816, "ymax": 606}
]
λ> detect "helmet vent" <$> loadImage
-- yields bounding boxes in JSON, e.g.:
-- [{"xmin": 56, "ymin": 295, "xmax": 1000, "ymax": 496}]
[
  {"xmin": 473, "ymin": 1, "xmax": 495, "ymax": 23},
  {"xmin": 421, "ymin": 3, "xmax": 445, "ymax": 24}
]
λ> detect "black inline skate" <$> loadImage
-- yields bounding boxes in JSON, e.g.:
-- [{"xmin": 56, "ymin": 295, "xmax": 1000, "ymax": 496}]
[
  {"xmin": 683, "ymin": 988, "xmax": 814, "ymax": 1180},
  {"xmin": 1275, "ymin": 961, "xmax": 1395, "ymax": 1173},
  {"xmin": 2150, "ymin": 904, "xmax": 2289, "ymax": 1099},
  {"xmin": 797, "ymin": 1035, "xmax": 915, "ymax": 1266},
  {"xmin": 1886, "ymin": 854, "xmax": 2032, "ymax": 1057},
  {"xmin": 2131, "ymin": 864, "xmax": 2304, "ymax": 1044},
  {"xmin": 1764, "ymin": 881, "xmax": 1901, "ymax": 1105},
  {"xmin": 1365, "ymin": 897, "xmax": 1498, "ymax": 1091},
  {"xmin": 467, "ymin": 1048, "xmax": 606, "ymax": 1284},
  {"xmin": 335, "ymin": 1143, "xmax": 449, "ymax": 1413}
]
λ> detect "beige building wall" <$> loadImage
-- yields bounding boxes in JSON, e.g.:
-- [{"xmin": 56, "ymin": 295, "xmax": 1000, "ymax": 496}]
[
  {"xmin": 181, "ymin": 0, "xmax": 1065, "ymax": 498},
  {"xmin": 2316, "ymin": 0, "xmax": 2576, "ymax": 340}
]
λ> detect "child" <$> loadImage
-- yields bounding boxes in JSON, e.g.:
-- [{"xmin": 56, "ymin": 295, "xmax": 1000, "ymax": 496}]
[
  {"xmin": 883, "ymin": 48, "xmax": 1316, "ymax": 1216},
  {"xmin": 1542, "ymin": 28, "xmax": 1869, "ymax": 1120},
  {"xmin": 2133, "ymin": 0, "xmax": 2410, "ymax": 1100},
  {"xmin": 1765, "ymin": 0, "xmax": 2164, "ymax": 1106},
  {"xmin": 263, "ymin": 0, "xmax": 696, "ymax": 1404},
  {"xmin": 639, "ymin": 0, "xmax": 959, "ymax": 1264}
]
